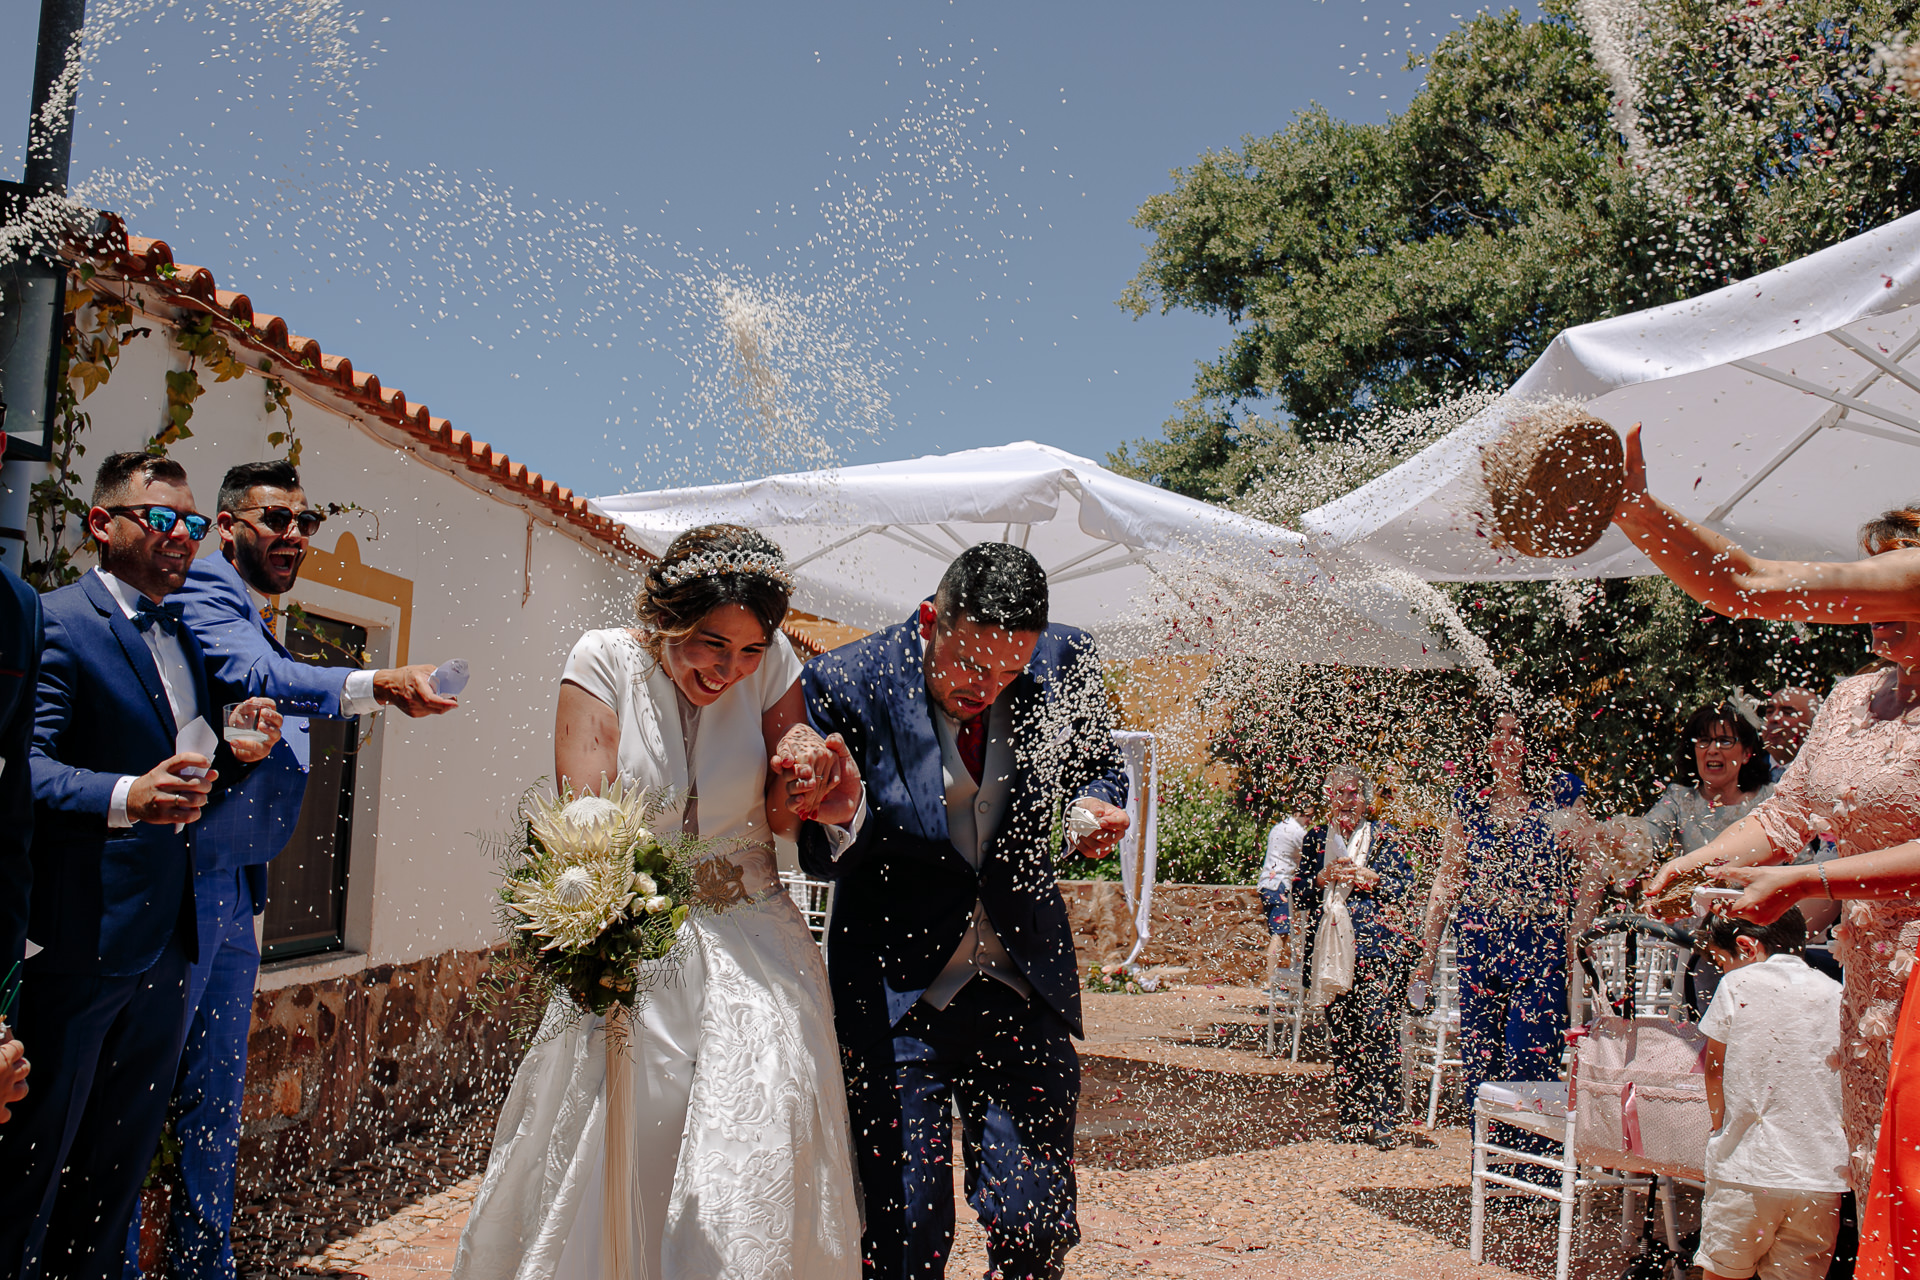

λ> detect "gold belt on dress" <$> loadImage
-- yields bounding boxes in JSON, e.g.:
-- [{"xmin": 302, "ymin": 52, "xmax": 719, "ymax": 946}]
[{"xmin": 689, "ymin": 840, "xmax": 782, "ymax": 909}]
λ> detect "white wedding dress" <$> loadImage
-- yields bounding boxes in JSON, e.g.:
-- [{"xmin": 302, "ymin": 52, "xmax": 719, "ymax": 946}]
[{"xmin": 453, "ymin": 629, "xmax": 862, "ymax": 1280}]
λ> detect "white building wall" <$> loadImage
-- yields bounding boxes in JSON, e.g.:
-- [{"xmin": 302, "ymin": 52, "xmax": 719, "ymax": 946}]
[{"xmin": 47, "ymin": 320, "xmax": 641, "ymax": 980}]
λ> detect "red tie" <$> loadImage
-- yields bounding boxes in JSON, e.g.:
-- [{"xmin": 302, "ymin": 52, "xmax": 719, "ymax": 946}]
[{"xmin": 955, "ymin": 716, "xmax": 986, "ymax": 785}]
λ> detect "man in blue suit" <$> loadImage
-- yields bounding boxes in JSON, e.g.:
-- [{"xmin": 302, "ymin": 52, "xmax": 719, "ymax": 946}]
[
  {"xmin": 120, "ymin": 459, "xmax": 456, "ymax": 1280},
  {"xmin": 0, "ymin": 420, "xmax": 46, "ymax": 1127},
  {"xmin": 0, "ymin": 452, "xmax": 278, "ymax": 1280},
  {"xmin": 792, "ymin": 543, "xmax": 1130, "ymax": 1280}
]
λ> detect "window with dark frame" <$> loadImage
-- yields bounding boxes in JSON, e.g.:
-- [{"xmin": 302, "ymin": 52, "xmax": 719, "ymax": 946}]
[{"xmin": 260, "ymin": 611, "xmax": 368, "ymax": 962}]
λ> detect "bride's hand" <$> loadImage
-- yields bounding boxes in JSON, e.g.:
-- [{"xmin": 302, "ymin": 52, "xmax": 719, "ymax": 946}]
[
  {"xmin": 802, "ymin": 735, "xmax": 863, "ymax": 826},
  {"xmin": 770, "ymin": 725, "xmax": 847, "ymax": 821}
]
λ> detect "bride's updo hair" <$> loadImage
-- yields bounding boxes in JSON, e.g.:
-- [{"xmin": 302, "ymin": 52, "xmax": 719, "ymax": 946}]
[{"xmin": 635, "ymin": 524, "xmax": 793, "ymax": 658}]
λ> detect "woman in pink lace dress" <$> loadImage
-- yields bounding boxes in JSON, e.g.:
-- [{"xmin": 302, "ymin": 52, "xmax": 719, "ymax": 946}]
[
  {"xmin": 1614, "ymin": 425, "xmax": 1920, "ymax": 1270},
  {"xmin": 1649, "ymin": 664, "xmax": 1920, "ymax": 1186}
]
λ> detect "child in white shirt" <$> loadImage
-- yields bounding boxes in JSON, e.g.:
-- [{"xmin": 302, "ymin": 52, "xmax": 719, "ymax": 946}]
[
  {"xmin": 1258, "ymin": 814, "xmax": 1306, "ymax": 967},
  {"xmin": 1691, "ymin": 908, "xmax": 1848, "ymax": 1280}
]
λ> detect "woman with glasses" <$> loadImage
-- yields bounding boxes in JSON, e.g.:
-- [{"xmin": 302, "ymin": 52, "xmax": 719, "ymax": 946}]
[
  {"xmin": 1638, "ymin": 703, "xmax": 1775, "ymax": 1016},
  {"xmin": 1643, "ymin": 705, "xmax": 1775, "ymax": 863}
]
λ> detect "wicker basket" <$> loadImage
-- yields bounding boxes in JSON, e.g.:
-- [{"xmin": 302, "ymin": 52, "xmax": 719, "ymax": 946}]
[
  {"xmin": 1479, "ymin": 405, "xmax": 1624, "ymax": 559},
  {"xmin": 1640, "ymin": 863, "xmax": 1712, "ymax": 921}
]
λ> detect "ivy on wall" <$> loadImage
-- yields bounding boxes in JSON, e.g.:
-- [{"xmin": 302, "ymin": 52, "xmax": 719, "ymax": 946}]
[
  {"xmin": 261, "ymin": 364, "xmax": 299, "ymax": 464},
  {"xmin": 153, "ymin": 313, "xmax": 247, "ymax": 453},
  {"xmin": 25, "ymin": 266, "xmax": 151, "ymax": 590},
  {"xmin": 25, "ymin": 269, "xmax": 313, "ymax": 591}
]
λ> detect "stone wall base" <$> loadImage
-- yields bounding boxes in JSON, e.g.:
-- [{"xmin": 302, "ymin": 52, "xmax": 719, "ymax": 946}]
[
  {"xmin": 230, "ymin": 884, "xmax": 1262, "ymax": 1198},
  {"xmin": 1060, "ymin": 880, "xmax": 1266, "ymax": 986},
  {"xmin": 239, "ymin": 948, "xmax": 520, "ymax": 1200}
]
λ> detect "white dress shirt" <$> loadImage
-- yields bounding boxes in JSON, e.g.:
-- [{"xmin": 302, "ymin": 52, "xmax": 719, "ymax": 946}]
[
  {"xmin": 1258, "ymin": 816, "xmax": 1307, "ymax": 893},
  {"xmin": 921, "ymin": 698, "xmax": 1031, "ymax": 1007},
  {"xmin": 98, "ymin": 568, "xmax": 202, "ymax": 828},
  {"xmin": 244, "ymin": 582, "xmax": 380, "ymax": 715}
]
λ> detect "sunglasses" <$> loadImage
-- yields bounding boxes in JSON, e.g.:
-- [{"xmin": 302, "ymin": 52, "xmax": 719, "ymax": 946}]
[
  {"xmin": 237, "ymin": 505, "xmax": 326, "ymax": 537},
  {"xmin": 108, "ymin": 504, "xmax": 212, "ymax": 541}
]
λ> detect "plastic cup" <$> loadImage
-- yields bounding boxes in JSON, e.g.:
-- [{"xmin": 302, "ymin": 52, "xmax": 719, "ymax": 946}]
[{"xmin": 224, "ymin": 701, "xmax": 269, "ymax": 747}]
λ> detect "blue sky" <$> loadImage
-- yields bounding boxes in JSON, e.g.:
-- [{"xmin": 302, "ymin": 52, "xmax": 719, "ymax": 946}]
[{"xmin": 2, "ymin": 1, "xmax": 1533, "ymax": 496}]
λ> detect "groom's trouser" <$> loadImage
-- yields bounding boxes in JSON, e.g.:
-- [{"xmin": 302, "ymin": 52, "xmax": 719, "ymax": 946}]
[
  {"xmin": 121, "ymin": 866, "xmax": 259, "ymax": 1280},
  {"xmin": 844, "ymin": 978, "xmax": 1080, "ymax": 1280},
  {"xmin": 0, "ymin": 937, "xmax": 193, "ymax": 1280}
]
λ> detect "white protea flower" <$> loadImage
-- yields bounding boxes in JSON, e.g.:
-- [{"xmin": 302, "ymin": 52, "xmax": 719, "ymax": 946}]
[
  {"xmin": 507, "ymin": 779, "xmax": 669, "ymax": 953},
  {"xmin": 562, "ymin": 794, "xmax": 625, "ymax": 831},
  {"xmin": 553, "ymin": 866, "xmax": 597, "ymax": 907},
  {"xmin": 507, "ymin": 853, "xmax": 634, "ymax": 953}
]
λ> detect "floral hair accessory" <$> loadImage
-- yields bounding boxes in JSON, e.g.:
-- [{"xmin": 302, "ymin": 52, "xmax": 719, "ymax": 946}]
[{"xmin": 654, "ymin": 548, "xmax": 794, "ymax": 591}]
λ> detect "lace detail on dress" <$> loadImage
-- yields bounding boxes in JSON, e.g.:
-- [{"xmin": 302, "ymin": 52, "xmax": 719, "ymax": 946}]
[
  {"xmin": 1749, "ymin": 669, "xmax": 1920, "ymax": 1191},
  {"xmin": 454, "ymin": 626, "xmax": 858, "ymax": 1280},
  {"xmin": 661, "ymin": 896, "xmax": 862, "ymax": 1278}
]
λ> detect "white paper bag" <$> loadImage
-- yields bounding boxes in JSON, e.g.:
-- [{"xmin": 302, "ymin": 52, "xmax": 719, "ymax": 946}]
[
  {"xmin": 1308, "ymin": 821, "xmax": 1371, "ymax": 1008},
  {"xmin": 1309, "ymin": 901, "xmax": 1356, "ymax": 1008}
]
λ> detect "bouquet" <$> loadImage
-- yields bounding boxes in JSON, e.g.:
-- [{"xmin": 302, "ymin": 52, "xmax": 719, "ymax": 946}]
[{"xmin": 485, "ymin": 779, "xmax": 707, "ymax": 1032}]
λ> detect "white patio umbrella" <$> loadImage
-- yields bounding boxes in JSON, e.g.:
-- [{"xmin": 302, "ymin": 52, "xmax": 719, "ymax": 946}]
[
  {"xmin": 590, "ymin": 441, "xmax": 1452, "ymax": 666},
  {"xmin": 1302, "ymin": 210, "xmax": 1920, "ymax": 580}
]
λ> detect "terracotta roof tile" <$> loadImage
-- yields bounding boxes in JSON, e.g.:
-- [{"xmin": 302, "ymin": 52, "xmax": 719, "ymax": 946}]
[
  {"xmin": 69, "ymin": 216, "xmax": 639, "ymax": 555},
  {"xmin": 781, "ymin": 612, "xmax": 869, "ymax": 657}
]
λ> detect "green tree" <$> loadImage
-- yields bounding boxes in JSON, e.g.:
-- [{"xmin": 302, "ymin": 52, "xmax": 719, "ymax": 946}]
[
  {"xmin": 1113, "ymin": 0, "xmax": 1920, "ymax": 481},
  {"xmin": 1106, "ymin": 0, "xmax": 1905, "ymax": 849},
  {"xmin": 1117, "ymin": 5, "xmax": 1652, "ymax": 456}
]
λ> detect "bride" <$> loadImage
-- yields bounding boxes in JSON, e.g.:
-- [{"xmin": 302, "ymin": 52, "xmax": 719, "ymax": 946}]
[{"xmin": 453, "ymin": 524, "xmax": 864, "ymax": 1280}]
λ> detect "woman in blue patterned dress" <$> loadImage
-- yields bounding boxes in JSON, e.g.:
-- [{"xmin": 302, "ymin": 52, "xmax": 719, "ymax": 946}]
[{"xmin": 1414, "ymin": 709, "xmax": 1582, "ymax": 1116}]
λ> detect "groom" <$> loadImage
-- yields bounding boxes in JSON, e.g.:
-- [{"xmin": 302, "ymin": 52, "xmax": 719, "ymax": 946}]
[{"xmin": 795, "ymin": 542, "xmax": 1130, "ymax": 1280}]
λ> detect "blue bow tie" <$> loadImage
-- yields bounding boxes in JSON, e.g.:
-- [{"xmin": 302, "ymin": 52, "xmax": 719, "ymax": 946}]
[{"xmin": 132, "ymin": 598, "xmax": 184, "ymax": 636}]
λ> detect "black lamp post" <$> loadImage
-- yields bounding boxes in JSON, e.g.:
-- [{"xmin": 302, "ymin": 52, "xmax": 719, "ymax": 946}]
[{"xmin": 0, "ymin": 0, "xmax": 89, "ymax": 573}]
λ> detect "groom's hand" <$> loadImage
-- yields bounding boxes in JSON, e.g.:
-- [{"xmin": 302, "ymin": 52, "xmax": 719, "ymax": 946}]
[
  {"xmin": 771, "ymin": 727, "xmax": 862, "ymax": 824},
  {"xmin": 127, "ymin": 753, "xmax": 217, "ymax": 825},
  {"xmin": 804, "ymin": 735, "xmax": 863, "ymax": 827},
  {"xmin": 1071, "ymin": 797, "xmax": 1129, "ymax": 859}
]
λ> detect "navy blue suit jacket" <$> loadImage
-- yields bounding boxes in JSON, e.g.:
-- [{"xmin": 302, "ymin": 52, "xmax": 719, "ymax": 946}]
[
  {"xmin": 175, "ymin": 553, "xmax": 323, "ymax": 906},
  {"xmin": 0, "ymin": 566, "xmax": 42, "ymax": 970},
  {"xmin": 28, "ymin": 573, "xmax": 251, "ymax": 976},
  {"xmin": 798, "ymin": 615, "xmax": 1127, "ymax": 1045},
  {"xmin": 1290, "ymin": 822, "xmax": 1417, "ymax": 970}
]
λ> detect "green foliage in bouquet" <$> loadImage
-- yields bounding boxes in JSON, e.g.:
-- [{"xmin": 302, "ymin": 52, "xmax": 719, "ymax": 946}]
[{"xmin": 483, "ymin": 779, "xmax": 705, "ymax": 1034}]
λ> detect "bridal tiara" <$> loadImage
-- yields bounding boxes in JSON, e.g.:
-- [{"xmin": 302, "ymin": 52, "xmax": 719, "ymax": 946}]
[{"xmin": 654, "ymin": 548, "xmax": 795, "ymax": 591}]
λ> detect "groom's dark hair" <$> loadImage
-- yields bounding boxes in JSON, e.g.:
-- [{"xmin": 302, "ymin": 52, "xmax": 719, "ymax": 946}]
[{"xmin": 934, "ymin": 543, "xmax": 1048, "ymax": 633}]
